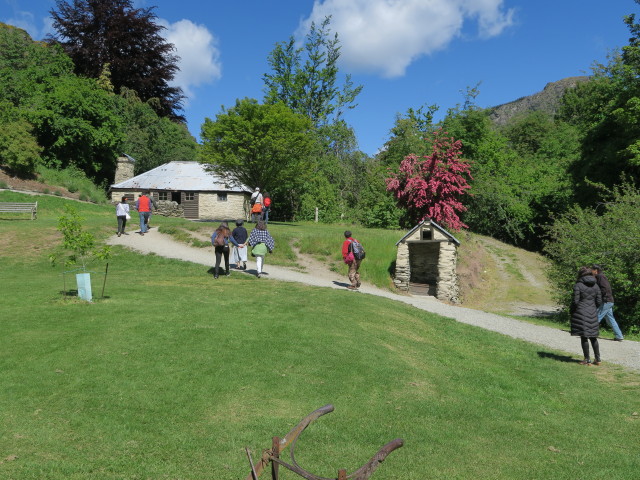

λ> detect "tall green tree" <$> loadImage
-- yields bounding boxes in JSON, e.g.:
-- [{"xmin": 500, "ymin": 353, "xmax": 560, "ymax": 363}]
[
  {"xmin": 49, "ymin": 0, "xmax": 184, "ymax": 120},
  {"xmin": 262, "ymin": 16, "xmax": 366, "ymax": 222},
  {"xmin": 263, "ymin": 16, "xmax": 362, "ymax": 128},
  {"xmin": 0, "ymin": 23, "xmax": 122, "ymax": 182},
  {"xmin": 199, "ymin": 98, "xmax": 315, "ymax": 219},
  {"xmin": 556, "ymin": 4, "xmax": 640, "ymax": 204},
  {"xmin": 377, "ymin": 104, "xmax": 439, "ymax": 168},
  {"xmin": 115, "ymin": 88, "xmax": 197, "ymax": 175}
]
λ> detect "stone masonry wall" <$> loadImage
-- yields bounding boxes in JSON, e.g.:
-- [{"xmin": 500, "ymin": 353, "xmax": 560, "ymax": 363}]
[
  {"xmin": 394, "ymin": 242, "xmax": 410, "ymax": 290},
  {"xmin": 114, "ymin": 157, "xmax": 134, "ymax": 185},
  {"xmin": 154, "ymin": 201, "xmax": 184, "ymax": 217},
  {"xmin": 436, "ymin": 242, "xmax": 459, "ymax": 303},
  {"xmin": 198, "ymin": 192, "xmax": 248, "ymax": 220}
]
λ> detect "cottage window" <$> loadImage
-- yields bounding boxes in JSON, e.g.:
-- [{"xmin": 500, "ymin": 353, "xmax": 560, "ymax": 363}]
[
  {"xmin": 185, "ymin": 192, "xmax": 195, "ymax": 201},
  {"xmin": 217, "ymin": 193, "xmax": 227, "ymax": 202},
  {"xmin": 158, "ymin": 191, "xmax": 168, "ymax": 201}
]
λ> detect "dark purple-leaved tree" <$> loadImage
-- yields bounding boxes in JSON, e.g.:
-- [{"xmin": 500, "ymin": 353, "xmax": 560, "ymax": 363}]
[
  {"xmin": 386, "ymin": 129, "xmax": 473, "ymax": 231},
  {"xmin": 49, "ymin": 0, "xmax": 184, "ymax": 120}
]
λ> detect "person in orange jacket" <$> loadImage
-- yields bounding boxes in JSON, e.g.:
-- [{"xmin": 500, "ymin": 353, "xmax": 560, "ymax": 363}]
[{"xmin": 135, "ymin": 191, "xmax": 152, "ymax": 235}]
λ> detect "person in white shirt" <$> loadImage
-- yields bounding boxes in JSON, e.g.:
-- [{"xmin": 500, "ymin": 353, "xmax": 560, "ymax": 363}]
[{"xmin": 115, "ymin": 196, "xmax": 130, "ymax": 237}]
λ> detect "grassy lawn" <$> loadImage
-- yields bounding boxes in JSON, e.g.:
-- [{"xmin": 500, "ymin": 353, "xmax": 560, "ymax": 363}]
[
  {"xmin": 158, "ymin": 217, "xmax": 404, "ymax": 290},
  {"xmin": 1, "ymin": 192, "xmax": 639, "ymax": 479}
]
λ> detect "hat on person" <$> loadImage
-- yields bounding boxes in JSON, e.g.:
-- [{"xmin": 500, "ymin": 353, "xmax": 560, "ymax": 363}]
[
  {"xmin": 254, "ymin": 187, "xmax": 260, "ymax": 191},
  {"xmin": 236, "ymin": 219, "xmax": 244, "ymax": 226}
]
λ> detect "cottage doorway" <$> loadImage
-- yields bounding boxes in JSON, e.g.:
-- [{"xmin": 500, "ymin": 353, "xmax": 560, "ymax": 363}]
[
  {"xmin": 182, "ymin": 192, "xmax": 199, "ymax": 219},
  {"xmin": 408, "ymin": 242, "xmax": 440, "ymax": 296}
]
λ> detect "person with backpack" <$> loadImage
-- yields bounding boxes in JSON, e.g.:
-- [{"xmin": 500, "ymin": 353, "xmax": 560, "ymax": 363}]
[
  {"xmin": 262, "ymin": 192, "xmax": 272, "ymax": 223},
  {"xmin": 342, "ymin": 230, "xmax": 365, "ymax": 290},
  {"xmin": 250, "ymin": 187, "xmax": 263, "ymax": 223},
  {"xmin": 248, "ymin": 220, "xmax": 275, "ymax": 278},
  {"xmin": 211, "ymin": 222, "xmax": 239, "ymax": 279}
]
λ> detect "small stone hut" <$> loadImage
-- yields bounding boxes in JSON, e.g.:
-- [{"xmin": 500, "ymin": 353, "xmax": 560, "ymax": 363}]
[
  {"xmin": 110, "ymin": 158, "xmax": 251, "ymax": 220},
  {"xmin": 394, "ymin": 219, "xmax": 460, "ymax": 303}
]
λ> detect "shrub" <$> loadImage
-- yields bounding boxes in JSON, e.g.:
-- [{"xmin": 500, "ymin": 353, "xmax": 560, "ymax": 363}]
[
  {"xmin": 0, "ymin": 119, "xmax": 42, "ymax": 177},
  {"xmin": 544, "ymin": 182, "xmax": 640, "ymax": 330}
]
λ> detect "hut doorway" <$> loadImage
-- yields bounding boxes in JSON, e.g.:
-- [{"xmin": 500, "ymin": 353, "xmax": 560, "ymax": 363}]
[{"xmin": 408, "ymin": 242, "xmax": 439, "ymax": 296}]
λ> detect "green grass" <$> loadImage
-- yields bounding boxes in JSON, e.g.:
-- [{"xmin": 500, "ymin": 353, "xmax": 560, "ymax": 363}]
[
  {"xmin": 1, "ymin": 192, "xmax": 639, "ymax": 479},
  {"xmin": 158, "ymin": 218, "xmax": 403, "ymax": 289},
  {"xmin": 36, "ymin": 165, "xmax": 109, "ymax": 204}
]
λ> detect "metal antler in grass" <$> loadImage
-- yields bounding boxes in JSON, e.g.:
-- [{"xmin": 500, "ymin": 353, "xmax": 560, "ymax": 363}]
[{"xmin": 245, "ymin": 404, "xmax": 403, "ymax": 480}]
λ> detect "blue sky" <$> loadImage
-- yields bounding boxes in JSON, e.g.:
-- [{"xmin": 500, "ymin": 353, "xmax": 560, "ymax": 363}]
[{"xmin": 1, "ymin": 0, "xmax": 635, "ymax": 156}]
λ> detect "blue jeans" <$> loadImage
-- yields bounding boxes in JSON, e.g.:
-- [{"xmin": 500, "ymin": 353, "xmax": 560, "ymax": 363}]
[
  {"xmin": 598, "ymin": 302, "xmax": 623, "ymax": 339},
  {"xmin": 139, "ymin": 212, "xmax": 150, "ymax": 233}
]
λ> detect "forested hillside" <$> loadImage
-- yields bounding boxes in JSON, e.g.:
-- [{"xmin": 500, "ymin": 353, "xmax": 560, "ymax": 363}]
[{"xmin": 1, "ymin": 3, "xmax": 639, "ymax": 330}]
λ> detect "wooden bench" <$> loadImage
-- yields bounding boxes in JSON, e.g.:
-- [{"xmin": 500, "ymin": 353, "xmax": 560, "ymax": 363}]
[{"xmin": 0, "ymin": 202, "xmax": 38, "ymax": 220}]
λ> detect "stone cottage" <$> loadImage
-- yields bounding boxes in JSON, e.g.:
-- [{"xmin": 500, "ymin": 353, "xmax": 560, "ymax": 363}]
[
  {"xmin": 110, "ymin": 158, "xmax": 252, "ymax": 220},
  {"xmin": 394, "ymin": 219, "xmax": 460, "ymax": 303}
]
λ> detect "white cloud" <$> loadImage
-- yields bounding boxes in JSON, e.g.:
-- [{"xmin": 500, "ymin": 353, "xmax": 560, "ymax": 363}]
[
  {"xmin": 298, "ymin": 0, "xmax": 515, "ymax": 78},
  {"xmin": 160, "ymin": 19, "xmax": 222, "ymax": 102}
]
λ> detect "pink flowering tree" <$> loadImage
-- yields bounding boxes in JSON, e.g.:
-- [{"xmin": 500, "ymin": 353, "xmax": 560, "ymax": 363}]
[{"xmin": 385, "ymin": 129, "xmax": 472, "ymax": 230}]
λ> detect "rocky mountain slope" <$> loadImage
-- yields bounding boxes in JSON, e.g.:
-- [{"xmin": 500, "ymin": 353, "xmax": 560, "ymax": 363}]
[{"xmin": 489, "ymin": 76, "xmax": 589, "ymax": 126}]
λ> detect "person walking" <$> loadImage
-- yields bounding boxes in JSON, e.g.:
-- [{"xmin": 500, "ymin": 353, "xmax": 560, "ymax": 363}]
[
  {"xmin": 570, "ymin": 266, "xmax": 603, "ymax": 366},
  {"xmin": 591, "ymin": 264, "xmax": 624, "ymax": 341},
  {"xmin": 145, "ymin": 194, "xmax": 158, "ymax": 230},
  {"xmin": 250, "ymin": 187, "xmax": 263, "ymax": 223},
  {"xmin": 211, "ymin": 222, "xmax": 239, "ymax": 279},
  {"xmin": 115, "ymin": 196, "xmax": 130, "ymax": 237},
  {"xmin": 231, "ymin": 219, "xmax": 248, "ymax": 270},
  {"xmin": 262, "ymin": 191, "xmax": 272, "ymax": 223},
  {"xmin": 247, "ymin": 220, "xmax": 275, "ymax": 278},
  {"xmin": 136, "ymin": 191, "xmax": 152, "ymax": 235},
  {"xmin": 342, "ymin": 230, "xmax": 364, "ymax": 290}
]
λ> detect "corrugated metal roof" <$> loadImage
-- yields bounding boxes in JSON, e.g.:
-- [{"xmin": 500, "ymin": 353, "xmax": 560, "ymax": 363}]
[{"xmin": 110, "ymin": 161, "xmax": 251, "ymax": 192}]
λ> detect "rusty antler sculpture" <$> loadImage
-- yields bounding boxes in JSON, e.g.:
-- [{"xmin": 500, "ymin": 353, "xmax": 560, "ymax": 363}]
[{"xmin": 245, "ymin": 404, "xmax": 403, "ymax": 480}]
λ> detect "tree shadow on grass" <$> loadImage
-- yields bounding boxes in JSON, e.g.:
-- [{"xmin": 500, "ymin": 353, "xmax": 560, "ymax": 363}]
[{"xmin": 537, "ymin": 351, "xmax": 580, "ymax": 365}]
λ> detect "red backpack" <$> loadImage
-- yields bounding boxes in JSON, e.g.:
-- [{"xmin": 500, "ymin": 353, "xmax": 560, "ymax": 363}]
[{"xmin": 264, "ymin": 196, "xmax": 271, "ymax": 207}]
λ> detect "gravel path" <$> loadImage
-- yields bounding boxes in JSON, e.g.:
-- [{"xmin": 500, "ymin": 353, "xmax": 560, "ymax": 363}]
[{"xmin": 107, "ymin": 228, "xmax": 640, "ymax": 373}]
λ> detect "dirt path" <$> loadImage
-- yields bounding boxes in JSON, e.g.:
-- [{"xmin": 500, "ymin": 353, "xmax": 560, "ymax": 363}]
[{"xmin": 107, "ymin": 228, "xmax": 640, "ymax": 374}]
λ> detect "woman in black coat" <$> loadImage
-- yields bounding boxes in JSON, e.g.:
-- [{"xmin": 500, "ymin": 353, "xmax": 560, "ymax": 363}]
[{"xmin": 570, "ymin": 266, "xmax": 603, "ymax": 365}]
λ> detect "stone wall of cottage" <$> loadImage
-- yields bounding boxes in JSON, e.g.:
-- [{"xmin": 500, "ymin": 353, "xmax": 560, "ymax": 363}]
[
  {"xmin": 154, "ymin": 201, "xmax": 184, "ymax": 217},
  {"xmin": 394, "ymin": 223, "xmax": 460, "ymax": 303},
  {"xmin": 436, "ymin": 242, "xmax": 459, "ymax": 303},
  {"xmin": 198, "ymin": 192, "xmax": 248, "ymax": 220}
]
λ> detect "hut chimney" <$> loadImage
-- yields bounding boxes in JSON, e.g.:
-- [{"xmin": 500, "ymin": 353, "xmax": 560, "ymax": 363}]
[{"xmin": 114, "ymin": 154, "xmax": 135, "ymax": 184}]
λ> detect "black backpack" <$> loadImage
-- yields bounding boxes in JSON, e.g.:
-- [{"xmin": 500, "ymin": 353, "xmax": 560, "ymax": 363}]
[{"xmin": 349, "ymin": 239, "xmax": 366, "ymax": 260}]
